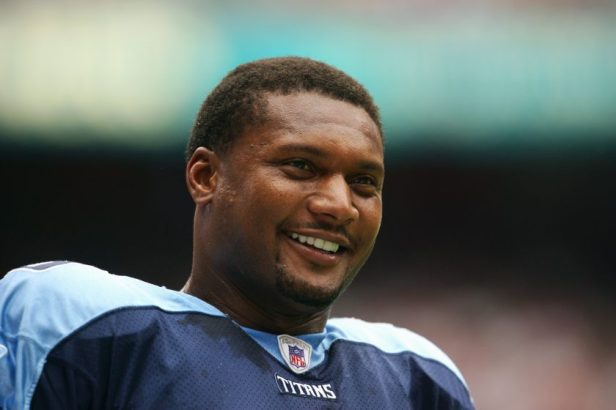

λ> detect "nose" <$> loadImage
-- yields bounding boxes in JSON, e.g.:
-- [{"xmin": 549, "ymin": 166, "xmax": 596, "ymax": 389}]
[{"xmin": 306, "ymin": 175, "xmax": 359, "ymax": 224}]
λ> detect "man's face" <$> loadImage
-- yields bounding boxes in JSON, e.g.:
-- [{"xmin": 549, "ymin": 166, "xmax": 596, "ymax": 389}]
[{"xmin": 206, "ymin": 92, "xmax": 384, "ymax": 312}]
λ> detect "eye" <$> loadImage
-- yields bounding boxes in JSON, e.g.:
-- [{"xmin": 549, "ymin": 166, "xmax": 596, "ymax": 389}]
[
  {"xmin": 350, "ymin": 175, "xmax": 381, "ymax": 196},
  {"xmin": 281, "ymin": 159, "xmax": 315, "ymax": 178},
  {"xmin": 285, "ymin": 159, "xmax": 312, "ymax": 171},
  {"xmin": 352, "ymin": 175, "xmax": 377, "ymax": 186}
]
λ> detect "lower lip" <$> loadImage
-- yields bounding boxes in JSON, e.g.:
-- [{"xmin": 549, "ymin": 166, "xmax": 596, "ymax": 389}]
[{"xmin": 283, "ymin": 235, "xmax": 343, "ymax": 267}]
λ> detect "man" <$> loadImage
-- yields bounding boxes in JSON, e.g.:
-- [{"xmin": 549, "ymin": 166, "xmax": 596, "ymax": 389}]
[{"xmin": 0, "ymin": 57, "xmax": 474, "ymax": 409}]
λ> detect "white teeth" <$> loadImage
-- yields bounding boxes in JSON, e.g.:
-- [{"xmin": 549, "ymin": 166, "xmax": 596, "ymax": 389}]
[{"xmin": 288, "ymin": 232, "xmax": 340, "ymax": 253}]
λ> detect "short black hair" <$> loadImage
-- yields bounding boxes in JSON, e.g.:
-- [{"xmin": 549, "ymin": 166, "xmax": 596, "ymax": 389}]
[{"xmin": 186, "ymin": 56, "xmax": 382, "ymax": 160}]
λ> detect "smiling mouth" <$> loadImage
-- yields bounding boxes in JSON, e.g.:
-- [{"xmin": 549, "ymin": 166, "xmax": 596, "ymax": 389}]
[{"xmin": 286, "ymin": 232, "xmax": 346, "ymax": 254}]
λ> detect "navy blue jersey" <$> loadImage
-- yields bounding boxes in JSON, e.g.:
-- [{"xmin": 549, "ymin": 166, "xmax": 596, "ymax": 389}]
[{"xmin": 0, "ymin": 262, "xmax": 474, "ymax": 409}]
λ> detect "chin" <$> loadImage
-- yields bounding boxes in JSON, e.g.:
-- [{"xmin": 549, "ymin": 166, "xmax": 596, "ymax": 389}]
[{"xmin": 275, "ymin": 265, "xmax": 345, "ymax": 309}]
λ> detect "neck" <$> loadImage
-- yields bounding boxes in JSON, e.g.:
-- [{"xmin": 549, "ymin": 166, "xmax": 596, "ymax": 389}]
[{"xmin": 181, "ymin": 268, "xmax": 331, "ymax": 335}]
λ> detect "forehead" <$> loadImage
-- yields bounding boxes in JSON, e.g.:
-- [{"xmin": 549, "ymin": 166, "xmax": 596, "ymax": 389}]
[
  {"xmin": 248, "ymin": 92, "xmax": 384, "ymax": 159},
  {"xmin": 263, "ymin": 92, "xmax": 381, "ymax": 142}
]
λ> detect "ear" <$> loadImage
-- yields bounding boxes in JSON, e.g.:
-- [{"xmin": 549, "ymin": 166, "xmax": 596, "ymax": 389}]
[{"xmin": 186, "ymin": 147, "xmax": 220, "ymax": 205}]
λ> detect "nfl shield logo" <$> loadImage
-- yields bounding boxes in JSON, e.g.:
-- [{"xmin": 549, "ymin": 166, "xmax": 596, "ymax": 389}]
[
  {"xmin": 288, "ymin": 345, "xmax": 306, "ymax": 368},
  {"xmin": 278, "ymin": 334, "xmax": 312, "ymax": 374}
]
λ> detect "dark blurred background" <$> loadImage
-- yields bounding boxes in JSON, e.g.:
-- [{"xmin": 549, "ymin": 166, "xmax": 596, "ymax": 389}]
[{"xmin": 1, "ymin": 1, "xmax": 615, "ymax": 408}]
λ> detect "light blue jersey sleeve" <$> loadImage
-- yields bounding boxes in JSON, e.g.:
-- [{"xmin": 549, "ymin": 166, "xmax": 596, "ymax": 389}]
[
  {"xmin": 326, "ymin": 317, "xmax": 469, "ymax": 387},
  {"xmin": 0, "ymin": 261, "xmax": 220, "ymax": 409}
]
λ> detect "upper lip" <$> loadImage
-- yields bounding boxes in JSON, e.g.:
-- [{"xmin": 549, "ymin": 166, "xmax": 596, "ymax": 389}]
[{"xmin": 284, "ymin": 229, "xmax": 354, "ymax": 251}]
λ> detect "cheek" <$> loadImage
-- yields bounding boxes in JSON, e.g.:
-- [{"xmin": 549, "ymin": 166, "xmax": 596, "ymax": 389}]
[
  {"xmin": 250, "ymin": 177, "xmax": 304, "ymax": 216},
  {"xmin": 359, "ymin": 200, "xmax": 383, "ymax": 239},
  {"xmin": 232, "ymin": 184, "xmax": 296, "ymax": 240}
]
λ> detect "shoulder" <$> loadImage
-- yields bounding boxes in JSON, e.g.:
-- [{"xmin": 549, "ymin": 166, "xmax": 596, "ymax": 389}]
[
  {"xmin": 327, "ymin": 317, "xmax": 473, "ymax": 406},
  {"xmin": 2, "ymin": 261, "xmax": 136, "ymax": 311},
  {"xmin": 0, "ymin": 261, "xmax": 221, "ymax": 341},
  {"xmin": 0, "ymin": 261, "xmax": 221, "ymax": 408},
  {"xmin": 328, "ymin": 317, "xmax": 465, "ymax": 381},
  {"xmin": 1, "ymin": 261, "xmax": 120, "ymax": 345},
  {"xmin": 2, "ymin": 261, "xmax": 214, "ymax": 325}
]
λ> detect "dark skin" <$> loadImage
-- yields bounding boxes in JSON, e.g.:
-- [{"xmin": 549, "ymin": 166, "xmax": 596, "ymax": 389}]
[{"xmin": 182, "ymin": 92, "xmax": 384, "ymax": 335}]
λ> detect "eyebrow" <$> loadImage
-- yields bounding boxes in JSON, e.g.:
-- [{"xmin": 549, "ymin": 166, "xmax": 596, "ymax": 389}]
[
  {"xmin": 276, "ymin": 143, "xmax": 384, "ymax": 174},
  {"xmin": 277, "ymin": 143, "xmax": 325, "ymax": 157}
]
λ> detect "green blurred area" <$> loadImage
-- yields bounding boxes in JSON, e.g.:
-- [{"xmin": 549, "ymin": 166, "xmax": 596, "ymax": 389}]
[{"xmin": 1, "ymin": 1, "xmax": 615, "ymax": 154}]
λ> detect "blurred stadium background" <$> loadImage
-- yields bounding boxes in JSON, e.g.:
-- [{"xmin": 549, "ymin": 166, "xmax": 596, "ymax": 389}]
[{"xmin": 1, "ymin": 0, "xmax": 615, "ymax": 408}]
